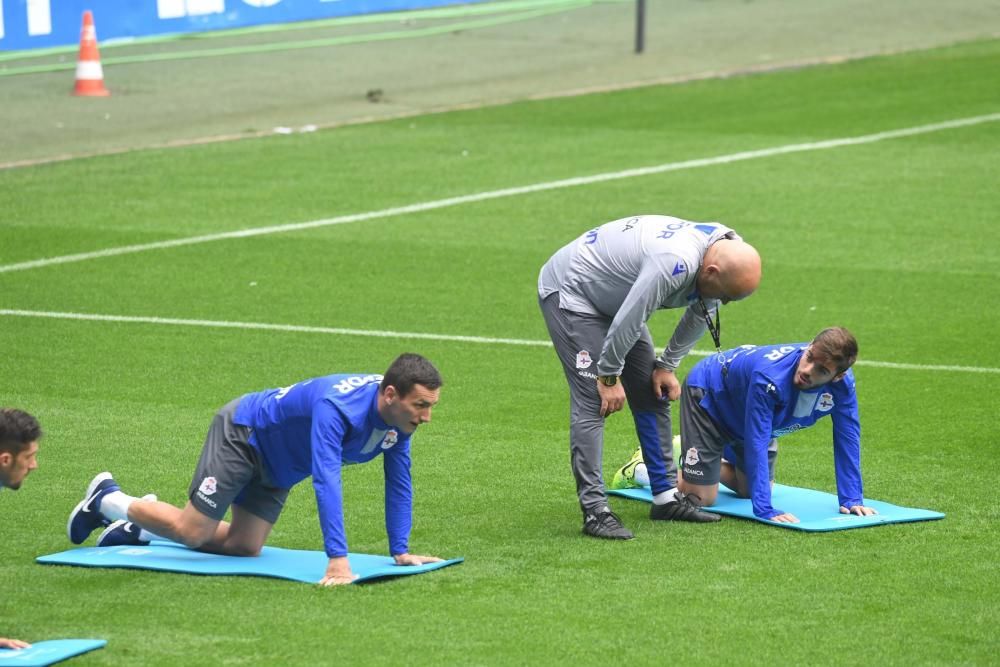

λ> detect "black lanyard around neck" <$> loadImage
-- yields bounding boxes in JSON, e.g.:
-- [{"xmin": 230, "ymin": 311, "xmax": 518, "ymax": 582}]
[{"xmin": 699, "ymin": 297, "xmax": 726, "ymax": 373}]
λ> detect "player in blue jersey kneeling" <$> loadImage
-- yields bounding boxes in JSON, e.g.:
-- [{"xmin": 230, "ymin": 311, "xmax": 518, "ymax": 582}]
[
  {"xmin": 66, "ymin": 353, "xmax": 444, "ymax": 586},
  {"xmin": 614, "ymin": 328, "xmax": 878, "ymax": 522}
]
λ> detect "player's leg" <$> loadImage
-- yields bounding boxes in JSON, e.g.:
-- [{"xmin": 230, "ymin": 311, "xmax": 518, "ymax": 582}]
[
  {"xmin": 201, "ymin": 476, "xmax": 288, "ymax": 556},
  {"xmin": 125, "ymin": 499, "xmax": 221, "ymax": 548},
  {"xmin": 676, "ymin": 383, "xmax": 726, "ymax": 511},
  {"xmin": 197, "ymin": 505, "xmax": 273, "ymax": 556},
  {"xmin": 539, "ymin": 294, "xmax": 631, "ymax": 539},
  {"xmin": 620, "ymin": 325, "xmax": 676, "ymax": 498},
  {"xmin": 720, "ymin": 450, "xmax": 740, "ymax": 494},
  {"xmin": 623, "ymin": 361, "xmax": 718, "ymax": 523},
  {"xmin": 95, "ymin": 399, "xmax": 257, "ymax": 550},
  {"xmin": 67, "ymin": 470, "xmax": 186, "ymax": 546},
  {"xmin": 721, "ymin": 439, "xmax": 778, "ymax": 498},
  {"xmin": 117, "ymin": 460, "xmax": 286, "ymax": 554}
]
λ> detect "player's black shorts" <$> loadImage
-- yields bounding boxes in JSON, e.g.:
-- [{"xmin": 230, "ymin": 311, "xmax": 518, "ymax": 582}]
[
  {"xmin": 188, "ymin": 398, "xmax": 289, "ymax": 523},
  {"xmin": 679, "ymin": 384, "xmax": 776, "ymax": 486}
]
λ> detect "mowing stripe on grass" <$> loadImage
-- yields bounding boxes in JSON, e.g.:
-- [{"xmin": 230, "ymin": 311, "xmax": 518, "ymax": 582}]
[
  {"xmin": 2, "ymin": 308, "xmax": 998, "ymax": 375},
  {"xmin": 2, "ymin": 111, "xmax": 997, "ymax": 276}
]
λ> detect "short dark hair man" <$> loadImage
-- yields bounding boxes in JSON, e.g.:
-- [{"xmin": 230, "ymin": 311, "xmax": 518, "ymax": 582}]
[
  {"xmin": 67, "ymin": 353, "xmax": 445, "ymax": 586},
  {"xmin": 1, "ymin": 407, "xmax": 42, "ymax": 649},
  {"xmin": 0, "ymin": 408, "xmax": 40, "ymax": 492}
]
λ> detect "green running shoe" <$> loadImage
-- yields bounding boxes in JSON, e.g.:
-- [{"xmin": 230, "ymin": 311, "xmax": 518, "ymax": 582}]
[{"xmin": 609, "ymin": 447, "xmax": 645, "ymax": 490}]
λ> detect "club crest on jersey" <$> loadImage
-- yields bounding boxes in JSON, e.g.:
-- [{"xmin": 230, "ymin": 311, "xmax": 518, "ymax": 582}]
[
  {"xmin": 575, "ymin": 350, "xmax": 593, "ymax": 369},
  {"xmin": 684, "ymin": 448, "xmax": 700, "ymax": 466},
  {"xmin": 198, "ymin": 476, "xmax": 217, "ymax": 496},
  {"xmin": 817, "ymin": 393, "xmax": 835, "ymax": 411},
  {"xmin": 381, "ymin": 429, "xmax": 399, "ymax": 450}
]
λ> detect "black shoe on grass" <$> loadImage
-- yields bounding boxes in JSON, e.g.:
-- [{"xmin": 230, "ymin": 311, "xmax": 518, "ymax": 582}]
[
  {"xmin": 649, "ymin": 492, "xmax": 721, "ymax": 523},
  {"xmin": 583, "ymin": 509, "xmax": 634, "ymax": 540}
]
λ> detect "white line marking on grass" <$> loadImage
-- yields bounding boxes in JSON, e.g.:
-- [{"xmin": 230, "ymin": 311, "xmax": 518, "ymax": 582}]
[
  {"xmin": 0, "ymin": 309, "xmax": 551, "ymax": 347},
  {"xmin": 1, "ymin": 112, "xmax": 998, "ymax": 276},
  {"xmin": 3, "ymin": 308, "xmax": 998, "ymax": 375}
]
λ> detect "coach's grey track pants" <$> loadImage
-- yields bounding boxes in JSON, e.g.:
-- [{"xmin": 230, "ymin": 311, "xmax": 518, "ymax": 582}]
[{"xmin": 539, "ymin": 293, "xmax": 677, "ymax": 515}]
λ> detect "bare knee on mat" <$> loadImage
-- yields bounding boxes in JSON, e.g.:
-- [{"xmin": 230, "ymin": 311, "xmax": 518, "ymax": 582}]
[
  {"xmin": 679, "ymin": 479, "xmax": 718, "ymax": 506},
  {"xmin": 225, "ymin": 542, "xmax": 263, "ymax": 557},
  {"xmin": 174, "ymin": 523, "xmax": 217, "ymax": 550}
]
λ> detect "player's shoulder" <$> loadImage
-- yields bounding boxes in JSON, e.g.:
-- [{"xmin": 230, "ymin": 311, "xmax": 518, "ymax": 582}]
[
  {"xmin": 748, "ymin": 346, "xmax": 801, "ymax": 392},
  {"xmin": 748, "ymin": 343, "xmax": 806, "ymax": 369},
  {"xmin": 747, "ymin": 367, "xmax": 786, "ymax": 401},
  {"xmin": 323, "ymin": 375, "xmax": 382, "ymax": 406},
  {"xmin": 319, "ymin": 378, "xmax": 380, "ymax": 425}
]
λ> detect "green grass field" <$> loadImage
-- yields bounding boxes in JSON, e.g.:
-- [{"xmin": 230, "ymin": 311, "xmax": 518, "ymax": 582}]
[{"xmin": 1, "ymin": 36, "xmax": 999, "ymax": 666}]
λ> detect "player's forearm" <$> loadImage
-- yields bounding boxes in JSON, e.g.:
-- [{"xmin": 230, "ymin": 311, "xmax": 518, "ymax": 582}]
[
  {"xmin": 316, "ymin": 493, "xmax": 348, "ymax": 557},
  {"xmin": 660, "ymin": 305, "xmax": 709, "ymax": 369}
]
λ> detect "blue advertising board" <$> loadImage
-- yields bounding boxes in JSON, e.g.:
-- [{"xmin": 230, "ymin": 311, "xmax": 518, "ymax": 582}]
[{"xmin": 0, "ymin": 0, "xmax": 487, "ymax": 51}]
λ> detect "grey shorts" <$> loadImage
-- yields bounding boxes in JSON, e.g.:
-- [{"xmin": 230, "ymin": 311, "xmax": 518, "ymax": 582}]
[
  {"xmin": 188, "ymin": 398, "xmax": 289, "ymax": 523},
  {"xmin": 679, "ymin": 384, "xmax": 777, "ymax": 486}
]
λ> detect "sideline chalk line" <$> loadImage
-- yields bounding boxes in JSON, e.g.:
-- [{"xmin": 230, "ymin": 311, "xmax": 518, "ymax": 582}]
[
  {"xmin": 1, "ymin": 111, "xmax": 998, "ymax": 276},
  {"xmin": 1, "ymin": 308, "xmax": 996, "ymax": 375}
]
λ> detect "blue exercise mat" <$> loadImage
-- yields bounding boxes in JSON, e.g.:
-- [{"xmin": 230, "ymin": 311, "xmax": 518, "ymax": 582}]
[
  {"xmin": 608, "ymin": 483, "xmax": 944, "ymax": 531},
  {"xmin": 37, "ymin": 542, "xmax": 462, "ymax": 584},
  {"xmin": 0, "ymin": 640, "xmax": 106, "ymax": 666}
]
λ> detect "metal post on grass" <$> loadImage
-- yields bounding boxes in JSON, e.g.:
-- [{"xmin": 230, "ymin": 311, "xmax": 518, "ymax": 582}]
[{"xmin": 635, "ymin": 0, "xmax": 646, "ymax": 54}]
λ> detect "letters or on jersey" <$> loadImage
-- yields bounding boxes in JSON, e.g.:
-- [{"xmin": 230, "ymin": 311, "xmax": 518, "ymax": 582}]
[
  {"xmin": 234, "ymin": 374, "xmax": 412, "ymax": 558},
  {"xmin": 687, "ymin": 344, "xmax": 863, "ymax": 518},
  {"xmin": 538, "ymin": 215, "xmax": 739, "ymax": 374}
]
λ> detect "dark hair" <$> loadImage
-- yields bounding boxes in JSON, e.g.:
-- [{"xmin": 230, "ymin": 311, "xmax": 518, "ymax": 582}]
[
  {"xmin": 0, "ymin": 408, "xmax": 43, "ymax": 456},
  {"xmin": 811, "ymin": 327, "xmax": 858, "ymax": 374},
  {"xmin": 381, "ymin": 354, "xmax": 442, "ymax": 396}
]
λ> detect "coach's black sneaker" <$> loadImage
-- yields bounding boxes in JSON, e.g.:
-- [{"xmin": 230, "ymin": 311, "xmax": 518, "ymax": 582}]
[
  {"xmin": 650, "ymin": 491, "xmax": 721, "ymax": 523},
  {"xmin": 582, "ymin": 509, "xmax": 634, "ymax": 540}
]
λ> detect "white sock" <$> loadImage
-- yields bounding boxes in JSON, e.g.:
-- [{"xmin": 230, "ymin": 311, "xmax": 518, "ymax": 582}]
[
  {"xmin": 137, "ymin": 528, "xmax": 160, "ymax": 542},
  {"xmin": 652, "ymin": 487, "xmax": 678, "ymax": 505},
  {"xmin": 127, "ymin": 495, "xmax": 160, "ymax": 542},
  {"xmin": 99, "ymin": 490, "xmax": 138, "ymax": 522},
  {"xmin": 634, "ymin": 463, "xmax": 650, "ymax": 488}
]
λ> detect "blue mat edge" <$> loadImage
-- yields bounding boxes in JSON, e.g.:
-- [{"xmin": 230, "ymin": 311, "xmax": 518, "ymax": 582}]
[
  {"xmin": 35, "ymin": 553, "xmax": 310, "ymax": 583},
  {"xmin": 355, "ymin": 557, "xmax": 464, "ymax": 583},
  {"xmin": 36, "ymin": 547, "xmax": 464, "ymax": 585},
  {"xmin": 0, "ymin": 639, "xmax": 106, "ymax": 667},
  {"xmin": 607, "ymin": 486, "xmax": 944, "ymax": 532}
]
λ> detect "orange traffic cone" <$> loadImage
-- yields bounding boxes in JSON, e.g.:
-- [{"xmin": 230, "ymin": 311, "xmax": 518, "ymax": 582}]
[{"xmin": 72, "ymin": 10, "xmax": 110, "ymax": 97}]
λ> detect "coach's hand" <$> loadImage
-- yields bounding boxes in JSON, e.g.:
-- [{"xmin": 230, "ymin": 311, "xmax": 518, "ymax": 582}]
[
  {"xmin": 319, "ymin": 556, "xmax": 357, "ymax": 586},
  {"xmin": 597, "ymin": 380, "xmax": 626, "ymax": 416},
  {"xmin": 652, "ymin": 368, "xmax": 681, "ymax": 401}
]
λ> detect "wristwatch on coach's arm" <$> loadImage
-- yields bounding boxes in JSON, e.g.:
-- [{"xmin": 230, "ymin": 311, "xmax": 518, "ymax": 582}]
[{"xmin": 598, "ymin": 375, "xmax": 619, "ymax": 387}]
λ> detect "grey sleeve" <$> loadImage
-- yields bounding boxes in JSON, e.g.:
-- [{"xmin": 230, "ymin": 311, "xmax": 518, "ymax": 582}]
[
  {"xmin": 654, "ymin": 302, "xmax": 712, "ymax": 371},
  {"xmin": 597, "ymin": 261, "xmax": 682, "ymax": 376}
]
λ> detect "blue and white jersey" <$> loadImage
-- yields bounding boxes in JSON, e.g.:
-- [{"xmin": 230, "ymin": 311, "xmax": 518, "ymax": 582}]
[
  {"xmin": 686, "ymin": 344, "xmax": 863, "ymax": 519},
  {"xmin": 234, "ymin": 374, "xmax": 412, "ymax": 558}
]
